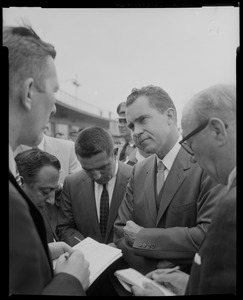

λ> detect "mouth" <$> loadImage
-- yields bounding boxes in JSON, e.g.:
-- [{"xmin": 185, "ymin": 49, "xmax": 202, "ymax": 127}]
[{"xmin": 140, "ymin": 138, "xmax": 149, "ymax": 145}]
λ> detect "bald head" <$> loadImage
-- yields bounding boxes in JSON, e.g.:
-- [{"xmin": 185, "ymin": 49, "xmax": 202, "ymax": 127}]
[
  {"xmin": 182, "ymin": 84, "xmax": 236, "ymax": 129},
  {"xmin": 181, "ymin": 84, "xmax": 236, "ymax": 185}
]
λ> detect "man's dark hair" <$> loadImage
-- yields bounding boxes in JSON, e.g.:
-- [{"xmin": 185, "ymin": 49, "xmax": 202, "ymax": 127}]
[
  {"xmin": 75, "ymin": 126, "xmax": 114, "ymax": 158},
  {"xmin": 15, "ymin": 148, "xmax": 61, "ymax": 185},
  {"xmin": 126, "ymin": 85, "xmax": 177, "ymax": 122}
]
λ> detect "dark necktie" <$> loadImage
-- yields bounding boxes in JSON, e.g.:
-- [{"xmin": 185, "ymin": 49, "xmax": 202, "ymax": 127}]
[
  {"xmin": 99, "ymin": 184, "xmax": 109, "ymax": 241},
  {"xmin": 119, "ymin": 142, "xmax": 129, "ymax": 161}
]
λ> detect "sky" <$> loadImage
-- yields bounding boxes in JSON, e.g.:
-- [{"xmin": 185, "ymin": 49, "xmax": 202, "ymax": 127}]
[{"xmin": 3, "ymin": 6, "xmax": 239, "ymax": 124}]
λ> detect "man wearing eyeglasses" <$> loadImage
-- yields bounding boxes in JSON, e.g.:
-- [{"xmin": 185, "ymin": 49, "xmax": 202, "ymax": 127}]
[
  {"xmin": 131, "ymin": 84, "xmax": 236, "ymax": 296},
  {"xmin": 113, "ymin": 85, "xmax": 222, "ymax": 276}
]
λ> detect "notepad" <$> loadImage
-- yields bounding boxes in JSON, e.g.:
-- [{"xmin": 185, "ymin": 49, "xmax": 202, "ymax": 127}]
[
  {"xmin": 53, "ymin": 237, "xmax": 122, "ymax": 286},
  {"xmin": 114, "ymin": 268, "xmax": 176, "ymax": 296}
]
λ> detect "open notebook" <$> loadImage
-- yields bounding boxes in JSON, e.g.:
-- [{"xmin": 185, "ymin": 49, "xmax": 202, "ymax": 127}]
[{"xmin": 53, "ymin": 237, "xmax": 122, "ymax": 286}]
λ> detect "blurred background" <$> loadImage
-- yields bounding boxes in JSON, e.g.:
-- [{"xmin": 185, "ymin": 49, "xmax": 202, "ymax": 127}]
[{"xmin": 3, "ymin": 6, "xmax": 239, "ymax": 143}]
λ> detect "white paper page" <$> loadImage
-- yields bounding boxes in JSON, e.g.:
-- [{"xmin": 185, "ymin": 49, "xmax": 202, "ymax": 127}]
[{"xmin": 53, "ymin": 237, "xmax": 122, "ymax": 286}]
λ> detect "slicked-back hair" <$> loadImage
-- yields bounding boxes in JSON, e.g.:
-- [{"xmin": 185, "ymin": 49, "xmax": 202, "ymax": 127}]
[
  {"xmin": 75, "ymin": 126, "xmax": 114, "ymax": 158},
  {"xmin": 15, "ymin": 148, "xmax": 61, "ymax": 185},
  {"xmin": 126, "ymin": 85, "xmax": 177, "ymax": 122},
  {"xmin": 190, "ymin": 84, "xmax": 236, "ymax": 124},
  {"xmin": 3, "ymin": 25, "xmax": 56, "ymax": 94}
]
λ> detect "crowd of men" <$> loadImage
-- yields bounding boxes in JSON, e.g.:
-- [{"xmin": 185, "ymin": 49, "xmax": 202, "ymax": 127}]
[{"xmin": 7, "ymin": 24, "xmax": 237, "ymax": 296}]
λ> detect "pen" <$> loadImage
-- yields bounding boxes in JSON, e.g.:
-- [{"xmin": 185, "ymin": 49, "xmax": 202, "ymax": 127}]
[
  {"xmin": 160, "ymin": 266, "xmax": 180, "ymax": 274},
  {"xmin": 74, "ymin": 236, "xmax": 82, "ymax": 242}
]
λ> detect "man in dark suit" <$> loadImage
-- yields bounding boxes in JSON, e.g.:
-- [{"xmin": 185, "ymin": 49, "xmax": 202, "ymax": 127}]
[
  {"xmin": 131, "ymin": 84, "xmax": 236, "ymax": 295},
  {"xmin": 7, "ymin": 25, "xmax": 89, "ymax": 295},
  {"xmin": 113, "ymin": 85, "xmax": 221, "ymax": 275},
  {"xmin": 56, "ymin": 126, "xmax": 132, "ymax": 246},
  {"xmin": 15, "ymin": 148, "xmax": 62, "ymax": 243}
]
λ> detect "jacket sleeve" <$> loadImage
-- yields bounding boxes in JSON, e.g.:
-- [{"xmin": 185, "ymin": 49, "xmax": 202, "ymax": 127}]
[
  {"xmin": 42, "ymin": 273, "xmax": 85, "ymax": 295},
  {"xmin": 132, "ymin": 174, "xmax": 223, "ymax": 260},
  {"xmin": 56, "ymin": 177, "xmax": 85, "ymax": 246},
  {"xmin": 9, "ymin": 181, "xmax": 85, "ymax": 295}
]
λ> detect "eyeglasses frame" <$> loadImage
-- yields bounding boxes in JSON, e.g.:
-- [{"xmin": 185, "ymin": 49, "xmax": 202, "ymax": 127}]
[{"xmin": 179, "ymin": 118, "xmax": 228, "ymax": 155}]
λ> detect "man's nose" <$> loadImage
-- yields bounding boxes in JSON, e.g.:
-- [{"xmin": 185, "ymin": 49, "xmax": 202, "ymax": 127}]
[{"xmin": 45, "ymin": 191, "xmax": 56, "ymax": 205}]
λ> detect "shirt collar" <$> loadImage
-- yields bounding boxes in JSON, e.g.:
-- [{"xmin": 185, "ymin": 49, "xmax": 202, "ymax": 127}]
[
  {"xmin": 156, "ymin": 136, "xmax": 182, "ymax": 171},
  {"xmin": 9, "ymin": 144, "xmax": 17, "ymax": 176},
  {"xmin": 227, "ymin": 166, "xmax": 236, "ymax": 191},
  {"xmin": 37, "ymin": 135, "xmax": 45, "ymax": 151},
  {"xmin": 135, "ymin": 148, "xmax": 146, "ymax": 162}
]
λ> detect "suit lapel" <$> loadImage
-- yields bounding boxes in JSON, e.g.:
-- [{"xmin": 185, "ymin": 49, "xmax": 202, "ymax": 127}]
[
  {"xmin": 145, "ymin": 156, "xmax": 158, "ymax": 225},
  {"xmin": 81, "ymin": 174, "xmax": 102, "ymax": 240},
  {"xmin": 105, "ymin": 163, "xmax": 129, "ymax": 241},
  {"xmin": 156, "ymin": 148, "xmax": 191, "ymax": 226},
  {"xmin": 9, "ymin": 171, "xmax": 53, "ymax": 272}
]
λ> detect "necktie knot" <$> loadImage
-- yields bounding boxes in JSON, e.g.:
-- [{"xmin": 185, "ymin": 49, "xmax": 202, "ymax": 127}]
[{"xmin": 157, "ymin": 160, "xmax": 165, "ymax": 172}]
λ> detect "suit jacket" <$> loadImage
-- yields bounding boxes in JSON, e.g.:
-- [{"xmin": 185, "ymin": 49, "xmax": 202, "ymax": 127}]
[
  {"xmin": 9, "ymin": 171, "xmax": 85, "ymax": 295},
  {"xmin": 186, "ymin": 177, "xmax": 236, "ymax": 295},
  {"xmin": 56, "ymin": 161, "xmax": 132, "ymax": 246},
  {"xmin": 113, "ymin": 150, "xmax": 221, "ymax": 274},
  {"xmin": 14, "ymin": 134, "xmax": 81, "ymax": 184}
]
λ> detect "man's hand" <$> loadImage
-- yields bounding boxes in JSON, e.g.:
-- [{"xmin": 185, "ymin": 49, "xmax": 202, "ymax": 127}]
[
  {"xmin": 123, "ymin": 220, "xmax": 143, "ymax": 246},
  {"xmin": 146, "ymin": 268, "xmax": 189, "ymax": 295},
  {"xmin": 54, "ymin": 249, "xmax": 90, "ymax": 291},
  {"xmin": 48, "ymin": 241, "xmax": 73, "ymax": 260}
]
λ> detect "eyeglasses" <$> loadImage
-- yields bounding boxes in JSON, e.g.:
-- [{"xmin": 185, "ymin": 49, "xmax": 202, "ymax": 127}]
[
  {"xmin": 179, "ymin": 120, "xmax": 211, "ymax": 155},
  {"xmin": 179, "ymin": 119, "xmax": 228, "ymax": 155}
]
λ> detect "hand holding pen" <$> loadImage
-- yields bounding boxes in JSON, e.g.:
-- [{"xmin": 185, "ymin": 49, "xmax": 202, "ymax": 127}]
[
  {"xmin": 145, "ymin": 266, "xmax": 189, "ymax": 295},
  {"xmin": 54, "ymin": 249, "xmax": 90, "ymax": 291}
]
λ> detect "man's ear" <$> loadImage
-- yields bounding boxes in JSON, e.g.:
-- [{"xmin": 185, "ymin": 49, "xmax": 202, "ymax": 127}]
[
  {"xmin": 166, "ymin": 108, "xmax": 176, "ymax": 124},
  {"xmin": 208, "ymin": 117, "xmax": 227, "ymax": 145},
  {"xmin": 21, "ymin": 78, "xmax": 34, "ymax": 111}
]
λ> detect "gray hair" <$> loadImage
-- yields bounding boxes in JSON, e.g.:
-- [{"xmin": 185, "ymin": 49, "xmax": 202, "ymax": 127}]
[
  {"xmin": 3, "ymin": 25, "xmax": 56, "ymax": 95},
  {"xmin": 190, "ymin": 84, "xmax": 236, "ymax": 123}
]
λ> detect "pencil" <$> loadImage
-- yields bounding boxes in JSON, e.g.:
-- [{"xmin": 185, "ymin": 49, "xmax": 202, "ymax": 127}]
[
  {"xmin": 74, "ymin": 236, "xmax": 82, "ymax": 242},
  {"xmin": 161, "ymin": 266, "xmax": 180, "ymax": 274}
]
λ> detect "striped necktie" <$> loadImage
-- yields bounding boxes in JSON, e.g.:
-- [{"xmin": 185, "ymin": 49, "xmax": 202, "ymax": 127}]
[
  {"xmin": 99, "ymin": 184, "xmax": 109, "ymax": 241},
  {"xmin": 157, "ymin": 160, "xmax": 166, "ymax": 195}
]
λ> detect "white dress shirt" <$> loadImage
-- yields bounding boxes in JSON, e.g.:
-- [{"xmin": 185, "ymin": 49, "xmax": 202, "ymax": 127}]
[
  {"xmin": 156, "ymin": 136, "xmax": 182, "ymax": 181},
  {"xmin": 94, "ymin": 160, "xmax": 119, "ymax": 222}
]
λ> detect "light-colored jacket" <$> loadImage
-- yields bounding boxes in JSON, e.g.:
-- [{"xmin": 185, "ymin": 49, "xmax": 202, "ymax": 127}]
[{"xmin": 14, "ymin": 135, "xmax": 81, "ymax": 184}]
